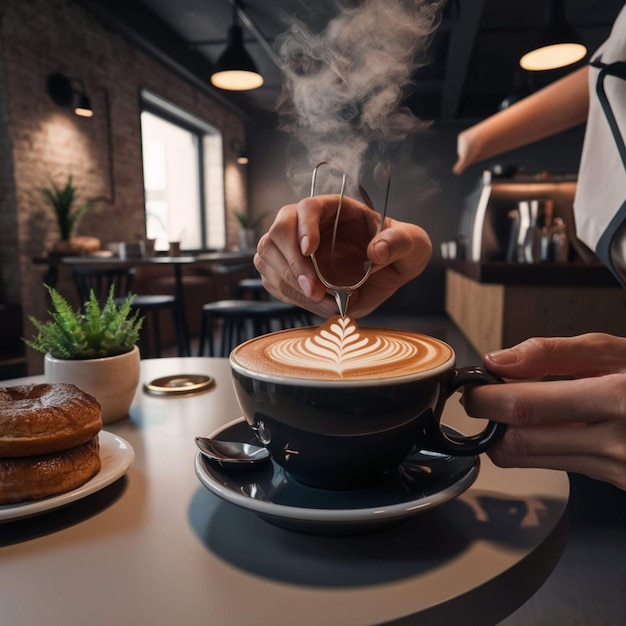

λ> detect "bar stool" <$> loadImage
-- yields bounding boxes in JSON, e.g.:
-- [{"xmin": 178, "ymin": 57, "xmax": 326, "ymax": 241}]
[
  {"xmin": 72, "ymin": 267, "xmax": 187, "ymax": 358},
  {"xmin": 236, "ymin": 277, "xmax": 268, "ymax": 300},
  {"xmin": 210, "ymin": 262, "xmax": 256, "ymax": 299},
  {"xmin": 197, "ymin": 299, "xmax": 312, "ymax": 357}
]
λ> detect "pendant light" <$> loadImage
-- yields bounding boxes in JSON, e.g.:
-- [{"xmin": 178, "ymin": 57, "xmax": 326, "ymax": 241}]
[
  {"xmin": 210, "ymin": 1, "xmax": 263, "ymax": 91},
  {"xmin": 519, "ymin": 0, "xmax": 587, "ymax": 71}
]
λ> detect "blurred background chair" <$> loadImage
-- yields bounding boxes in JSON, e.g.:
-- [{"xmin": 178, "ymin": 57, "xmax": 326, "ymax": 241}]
[
  {"xmin": 72, "ymin": 266, "xmax": 186, "ymax": 358},
  {"xmin": 235, "ymin": 277, "xmax": 267, "ymax": 300},
  {"xmin": 197, "ymin": 298, "xmax": 313, "ymax": 357},
  {"xmin": 208, "ymin": 262, "xmax": 257, "ymax": 300}
]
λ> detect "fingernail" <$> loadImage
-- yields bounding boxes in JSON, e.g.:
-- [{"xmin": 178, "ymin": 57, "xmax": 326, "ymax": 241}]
[
  {"xmin": 486, "ymin": 349, "xmax": 518, "ymax": 365},
  {"xmin": 297, "ymin": 274, "xmax": 314, "ymax": 298},
  {"xmin": 300, "ymin": 235, "xmax": 309, "ymax": 256},
  {"xmin": 374, "ymin": 240, "xmax": 390, "ymax": 263}
]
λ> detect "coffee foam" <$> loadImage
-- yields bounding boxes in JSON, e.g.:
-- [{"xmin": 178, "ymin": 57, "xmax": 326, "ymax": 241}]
[{"xmin": 231, "ymin": 316, "xmax": 454, "ymax": 381}]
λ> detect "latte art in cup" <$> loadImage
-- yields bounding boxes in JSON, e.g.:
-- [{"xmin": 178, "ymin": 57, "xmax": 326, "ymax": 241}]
[
  {"xmin": 230, "ymin": 316, "xmax": 506, "ymax": 489},
  {"xmin": 231, "ymin": 316, "xmax": 453, "ymax": 381}
]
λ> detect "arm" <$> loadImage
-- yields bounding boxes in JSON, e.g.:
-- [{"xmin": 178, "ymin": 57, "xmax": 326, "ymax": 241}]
[{"xmin": 453, "ymin": 66, "xmax": 590, "ymax": 174}]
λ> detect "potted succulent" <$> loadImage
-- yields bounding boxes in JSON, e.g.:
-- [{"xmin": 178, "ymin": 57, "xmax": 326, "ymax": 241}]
[
  {"xmin": 40, "ymin": 175, "xmax": 100, "ymax": 255},
  {"xmin": 234, "ymin": 210, "xmax": 270, "ymax": 250},
  {"xmin": 24, "ymin": 285, "xmax": 143, "ymax": 424}
]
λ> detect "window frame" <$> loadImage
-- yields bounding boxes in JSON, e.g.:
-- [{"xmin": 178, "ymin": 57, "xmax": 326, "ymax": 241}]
[{"xmin": 139, "ymin": 88, "xmax": 225, "ymax": 251}]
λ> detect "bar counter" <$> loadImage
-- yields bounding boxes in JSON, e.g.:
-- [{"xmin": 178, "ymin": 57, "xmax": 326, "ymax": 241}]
[{"xmin": 445, "ymin": 260, "xmax": 626, "ymax": 356}]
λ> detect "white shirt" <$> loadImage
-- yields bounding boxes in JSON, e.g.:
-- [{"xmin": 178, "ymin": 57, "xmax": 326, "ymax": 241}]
[{"xmin": 574, "ymin": 5, "xmax": 626, "ymax": 272}]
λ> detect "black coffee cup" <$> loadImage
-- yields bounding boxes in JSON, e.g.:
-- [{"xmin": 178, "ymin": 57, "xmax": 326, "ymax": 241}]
[{"xmin": 230, "ymin": 321, "xmax": 506, "ymax": 490}]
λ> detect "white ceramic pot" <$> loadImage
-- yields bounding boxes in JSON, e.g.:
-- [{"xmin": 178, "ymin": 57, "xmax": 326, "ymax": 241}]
[{"xmin": 44, "ymin": 346, "xmax": 140, "ymax": 425}]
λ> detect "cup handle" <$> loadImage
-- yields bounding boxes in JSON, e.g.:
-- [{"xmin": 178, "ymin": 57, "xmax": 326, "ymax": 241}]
[{"xmin": 430, "ymin": 365, "xmax": 507, "ymax": 456}]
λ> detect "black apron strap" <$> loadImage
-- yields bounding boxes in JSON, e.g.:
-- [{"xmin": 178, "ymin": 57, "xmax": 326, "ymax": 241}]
[
  {"xmin": 589, "ymin": 56, "xmax": 626, "ymax": 288},
  {"xmin": 590, "ymin": 56, "xmax": 626, "ymax": 169}
]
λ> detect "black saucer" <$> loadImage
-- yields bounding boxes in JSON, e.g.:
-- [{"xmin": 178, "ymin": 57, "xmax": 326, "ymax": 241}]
[{"xmin": 194, "ymin": 418, "xmax": 479, "ymax": 534}]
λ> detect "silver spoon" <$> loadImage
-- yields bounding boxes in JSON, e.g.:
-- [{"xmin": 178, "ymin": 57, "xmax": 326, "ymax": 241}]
[{"xmin": 195, "ymin": 436, "xmax": 271, "ymax": 466}]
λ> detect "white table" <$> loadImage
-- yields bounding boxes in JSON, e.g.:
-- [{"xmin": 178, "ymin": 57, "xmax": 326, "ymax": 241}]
[{"xmin": 0, "ymin": 358, "xmax": 570, "ymax": 625}]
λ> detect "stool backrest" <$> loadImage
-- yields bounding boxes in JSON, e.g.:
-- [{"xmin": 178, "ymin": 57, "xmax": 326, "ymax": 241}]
[{"xmin": 73, "ymin": 267, "xmax": 136, "ymax": 305}]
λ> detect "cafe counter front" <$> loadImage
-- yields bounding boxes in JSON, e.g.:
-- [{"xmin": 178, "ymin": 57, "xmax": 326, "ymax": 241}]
[{"xmin": 445, "ymin": 260, "xmax": 626, "ymax": 356}]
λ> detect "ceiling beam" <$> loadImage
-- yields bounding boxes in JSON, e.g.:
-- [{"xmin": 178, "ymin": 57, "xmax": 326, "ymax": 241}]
[
  {"xmin": 440, "ymin": 0, "xmax": 485, "ymax": 123},
  {"xmin": 226, "ymin": 0, "xmax": 283, "ymax": 69},
  {"xmin": 74, "ymin": 0, "xmax": 251, "ymax": 118}
]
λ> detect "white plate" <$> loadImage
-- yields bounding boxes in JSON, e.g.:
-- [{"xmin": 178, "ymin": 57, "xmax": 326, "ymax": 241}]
[
  {"xmin": 0, "ymin": 431, "xmax": 134, "ymax": 522},
  {"xmin": 195, "ymin": 418, "xmax": 479, "ymax": 534}
]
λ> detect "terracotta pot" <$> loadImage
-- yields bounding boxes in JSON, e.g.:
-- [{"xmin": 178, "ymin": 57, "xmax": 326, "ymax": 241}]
[
  {"xmin": 44, "ymin": 346, "xmax": 140, "ymax": 424},
  {"xmin": 49, "ymin": 236, "xmax": 101, "ymax": 255}
]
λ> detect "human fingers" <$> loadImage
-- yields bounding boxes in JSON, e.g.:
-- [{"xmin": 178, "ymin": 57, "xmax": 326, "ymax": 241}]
[
  {"xmin": 294, "ymin": 196, "xmax": 323, "ymax": 257},
  {"xmin": 491, "ymin": 418, "xmax": 626, "ymax": 458},
  {"xmin": 296, "ymin": 195, "xmax": 376, "ymax": 254},
  {"xmin": 463, "ymin": 373, "xmax": 626, "ymax": 427},
  {"xmin": 330, "ymin": 221, "xmax": 431, "ymax": 317},
  {"xmin": 487, "ymin": 421, "xmax": 626, "ymax": 490},
  {"xmin": 295, "ymin": 195, "xmax": 341, "ymax": 256},
  {"xmin": 254, "ymin": 247, "xmax": 337, "ymax": 317},
  {"xmin": 367, "ymin": 219, "xmax": 432, "ymax": 280},
  {"xmin": 483, "ymin": 333, "xmax": 626, "ymax": 380},
  {"xmin": 322, "ymin": 220, "xmax": 432, "ymax": 317},
  {"xmin": 489, "ymin": 448, "xmax": 626, "ymax": 490},
  {"xmin": 255, "ymin": 206, "xmax": 327, "ymax": 305},
  {"xmin": 452, "ymin": 130, "xmax": 472, "ymax": 174}
]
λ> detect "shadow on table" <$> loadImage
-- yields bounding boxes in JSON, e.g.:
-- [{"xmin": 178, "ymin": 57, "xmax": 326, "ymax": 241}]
[
  {"xmin": 0, "ymin": 477, "xmax": 128, "ymax": 547},
  {"xmin": 188, "ymin": 487, "xmax": 567, "ymax": 588}
]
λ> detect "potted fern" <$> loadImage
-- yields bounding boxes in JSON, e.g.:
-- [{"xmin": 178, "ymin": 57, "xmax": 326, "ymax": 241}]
[
  {"xmin": 234, "ymin": 210, "xmax": 270, "ymax": 250},
  {"xmin": 40, "ymin": 175, "xmax": 100, "ymax": 255},
  {"xmin": 25, "ymin": 286, "xmax": 143, "ymax": 424}
]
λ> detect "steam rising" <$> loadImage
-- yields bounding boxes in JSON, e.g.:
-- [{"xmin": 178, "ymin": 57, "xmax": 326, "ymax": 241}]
[{"xmin": 276, "ymin": 0, "xmax": 445, "ymax": 194}]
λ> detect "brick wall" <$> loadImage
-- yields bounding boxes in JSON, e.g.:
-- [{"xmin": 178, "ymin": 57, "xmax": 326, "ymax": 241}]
[{"xmin": 0, "ymin": 0, "xmax": 247, "ymax": 373}]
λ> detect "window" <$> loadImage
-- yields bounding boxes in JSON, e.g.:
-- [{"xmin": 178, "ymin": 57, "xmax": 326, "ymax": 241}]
[{"xmin": 140, "ymin": 89, "xmax": 225, "ymax": 252}]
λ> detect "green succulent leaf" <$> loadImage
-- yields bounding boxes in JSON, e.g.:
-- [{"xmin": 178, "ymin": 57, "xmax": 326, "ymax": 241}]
[{"xmin": 24, "ymin": 285, "xmax": 143, "ymax": 359}]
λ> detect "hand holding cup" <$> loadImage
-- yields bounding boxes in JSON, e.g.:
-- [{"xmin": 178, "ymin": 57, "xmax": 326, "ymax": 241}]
[{"xmin": 230, "ymin": 316, "xmax": 506, "ymax": 490}]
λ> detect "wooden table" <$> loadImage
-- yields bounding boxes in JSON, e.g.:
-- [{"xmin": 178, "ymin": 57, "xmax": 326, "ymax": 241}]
[{"xmin": 0, "ymin": 357, "xmax": 570, "ymax": 625}]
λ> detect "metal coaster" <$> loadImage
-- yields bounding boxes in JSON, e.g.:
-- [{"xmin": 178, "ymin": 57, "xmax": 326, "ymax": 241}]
[{"xmin": 143, "ymin": 374, "xmax": 215, "ymax": 396}]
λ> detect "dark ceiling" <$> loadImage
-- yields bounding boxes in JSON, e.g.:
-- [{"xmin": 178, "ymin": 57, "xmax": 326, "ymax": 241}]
[{"xmin": 77, "ymin": 0, "xmax": 624, "ymax": 125}]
